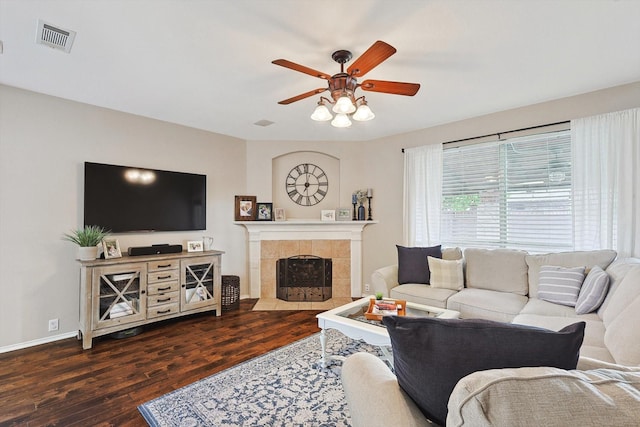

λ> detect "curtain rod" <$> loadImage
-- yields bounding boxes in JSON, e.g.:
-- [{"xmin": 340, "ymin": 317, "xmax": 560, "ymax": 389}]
[{"xmin": 401, "ymin": 120, "xmax": 570, "ymax": 153}]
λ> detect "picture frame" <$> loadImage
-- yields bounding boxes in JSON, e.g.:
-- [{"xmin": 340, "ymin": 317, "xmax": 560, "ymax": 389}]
[
  {"xmin": 274, "ymin": 207, "xmax": 286, "ymax": 221},
  {"xmin": 102, "ymin": 238, "xmax": 122, "ymax": 259},
  {"xmin": 234, "ymin": 195, "xmax": 257, "ymax": 221},
  {"xmin": 187, "ymin": 240, "xmax": 204, "ymax": 252},
  {"xmin": 256, "ymin": 202, "xmax": 273, "ymax": 221},
  {"xmin": 336, "ymin": 207, "xmax": 352, "ymax": 221},
  {"xmin": 321, "ymin": 209, "xmax": 336, "ymax": 221}
]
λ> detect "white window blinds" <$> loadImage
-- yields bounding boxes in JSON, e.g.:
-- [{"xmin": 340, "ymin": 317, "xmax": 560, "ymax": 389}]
[{"xmin": 441, "ymin": 129, "xmax": 572, "ymax": 251}]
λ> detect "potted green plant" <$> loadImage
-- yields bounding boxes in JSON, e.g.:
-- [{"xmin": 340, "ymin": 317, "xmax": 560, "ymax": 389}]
[{"xmin": 62, "ymin": 225, "xmax": 110, "ymax": 261}]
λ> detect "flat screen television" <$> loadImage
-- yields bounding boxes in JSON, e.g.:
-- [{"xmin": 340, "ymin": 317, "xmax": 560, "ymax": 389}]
[{"xmin": 84, "ymin": 162, "xmax": 206, "ymax": 233}]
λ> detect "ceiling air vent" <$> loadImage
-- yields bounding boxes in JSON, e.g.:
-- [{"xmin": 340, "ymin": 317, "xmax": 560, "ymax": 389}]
[{"xmin": 36, "ymin": 20, "xmax": 76, "ymax": 53}]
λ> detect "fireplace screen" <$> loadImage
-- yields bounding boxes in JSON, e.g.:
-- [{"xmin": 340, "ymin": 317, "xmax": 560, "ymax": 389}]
[{"xmin": 277, "ymin": 255, "xmax": 332, "ymax": 302}]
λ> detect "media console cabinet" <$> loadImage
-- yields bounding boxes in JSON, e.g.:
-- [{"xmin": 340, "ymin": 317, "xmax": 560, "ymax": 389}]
[{"xmin": 77, "ymin": 250, "xmax": 224, "ymax": 349}]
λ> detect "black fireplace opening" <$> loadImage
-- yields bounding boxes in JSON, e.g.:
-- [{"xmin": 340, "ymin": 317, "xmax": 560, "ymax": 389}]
[{"xmin": 276, "ymin": 255, "xmax": 332, "ymax": 302}]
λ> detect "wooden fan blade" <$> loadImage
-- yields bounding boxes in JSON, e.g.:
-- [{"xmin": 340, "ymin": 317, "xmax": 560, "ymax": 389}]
[
  {"xmin": 360, "ymin": 79, "xmax": 421, "ymax": 96},
  {"xmin": 347, "ymin": 41, "xmax": 397, "ymax": 77},
  {"xmin": 272, "ymin": 59, "xmax": 331, "ymax": 80},
  {"xmin": 278, "ymin": 88, "xmax": 327, "ymax": 105}
]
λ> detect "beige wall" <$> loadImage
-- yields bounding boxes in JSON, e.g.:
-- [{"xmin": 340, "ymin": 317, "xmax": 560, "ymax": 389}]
[
  {"xmin": 0, "ymin": 84, "xmax": 247, "ymax": 349},
  {"xmin": 1, "ymin": 81, "xmax": 639, "ymax": 350},
  {"xmin": 247, "ymin": 81, "xmax": 640, "ymax": 292}
]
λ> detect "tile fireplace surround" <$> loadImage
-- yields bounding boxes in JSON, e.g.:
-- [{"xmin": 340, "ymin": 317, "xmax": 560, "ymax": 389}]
[{"xmin": 236, "ymin": 220, "xmax": 377, "ymax": 300}]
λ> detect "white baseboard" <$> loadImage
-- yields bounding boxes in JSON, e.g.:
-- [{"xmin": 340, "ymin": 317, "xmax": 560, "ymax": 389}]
[{"xmin": 0, "ymin": 331, "xmax": 78, "ymax": 354}]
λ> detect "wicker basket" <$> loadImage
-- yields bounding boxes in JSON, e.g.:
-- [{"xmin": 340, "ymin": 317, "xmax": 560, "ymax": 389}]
[{"xmin": 221, "ymin": 275, "xmax": 240, "ymax": 311}]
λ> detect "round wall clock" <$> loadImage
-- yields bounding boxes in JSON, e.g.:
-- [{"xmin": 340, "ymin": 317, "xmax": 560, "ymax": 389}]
[{"xmin": 286, "ymin": 163, "xmax": 329, "ymax": 206}]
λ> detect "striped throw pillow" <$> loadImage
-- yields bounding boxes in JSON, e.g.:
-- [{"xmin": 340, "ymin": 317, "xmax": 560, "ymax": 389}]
[
  {"xmin": 428, "ymin": 256, "xmax": 464, "ymax": 290},
  {"xmin": 575, "ymin": 266, "xmax": 610, "ymax": 314},
  {"xmin": 538, "ymin": 265, "xmax": 586, "ymax": 307}
]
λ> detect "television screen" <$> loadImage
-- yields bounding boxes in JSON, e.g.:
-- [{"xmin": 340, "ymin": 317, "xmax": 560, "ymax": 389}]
[{"xmin": 84, "ymin": 162, "xmax": 206, "ymax": 232}]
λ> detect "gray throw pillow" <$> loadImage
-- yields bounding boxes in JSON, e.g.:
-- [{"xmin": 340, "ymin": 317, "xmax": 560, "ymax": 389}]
[
  {"xmin": 537, "ymin": 265, "xmax": 586, "ymax": 307},
  {"xmin": 396, "ymin": 245, "xmax": 441, "ymax": 284},
  {"xmin": 575, "ymin": 266, "xmax": 610, "ymax": 314},
  {"xmin": 383, "ymin": 316, "xmax": 585, "ymax": 426}
]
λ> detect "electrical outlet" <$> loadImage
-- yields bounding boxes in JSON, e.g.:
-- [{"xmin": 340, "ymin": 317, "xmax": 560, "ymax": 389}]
[
  {"xmin": 48, "ymin": 318, "xmax": 59, "ymax": 332},
  {"xmin": 364, "ymin": 283, "xmax": 370, "ymax": 292}
]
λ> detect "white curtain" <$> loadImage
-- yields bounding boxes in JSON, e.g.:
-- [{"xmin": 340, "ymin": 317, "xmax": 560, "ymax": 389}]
[
  {"xmin": 572, "ymin": 107, "xmax": 640, "ymax": 258},
  {"xmin": 403, "ymin": 143, "xmax": 443, "ymax": 246}
]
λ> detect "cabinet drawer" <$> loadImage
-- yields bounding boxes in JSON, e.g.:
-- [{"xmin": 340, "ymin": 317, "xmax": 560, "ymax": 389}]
[
  {"xmin": 148, "ymin": 260, "xmax": 180, "ymax": 272},
  {"xmin": 147, "ymin": 302, "xmax": 179, "ymax": 319},
  {"xmin": 148, "ymin": 270, "xmax": 179, "ymax": 283},
  {"xmin": 147, "ymin": 281, "xmax": 180, "ymax": 295},
  {"xmin": 147, "ymin": 291, "xmax": 180, "ymax": 307}
]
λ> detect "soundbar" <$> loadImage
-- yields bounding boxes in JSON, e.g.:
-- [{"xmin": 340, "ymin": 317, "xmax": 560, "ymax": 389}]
[{"xmin": 128, "ymin": 244, "xmax": 183, "ymax": 256}]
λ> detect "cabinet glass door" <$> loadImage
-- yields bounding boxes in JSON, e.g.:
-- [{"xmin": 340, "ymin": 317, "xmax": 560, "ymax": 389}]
[
  {"xmin": 182, "ymin": 259, "xmax": 215, "ymax": 310},
  {"xmin": 93, "ymin": 265, "xmax": 146, "ymax": 328}
]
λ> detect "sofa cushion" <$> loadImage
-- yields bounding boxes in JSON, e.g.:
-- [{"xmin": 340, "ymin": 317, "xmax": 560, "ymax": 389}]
[
  {"xmin": 599, "ymin": 258, "xmax": 640, "ymax": 317},
  {"xmin": 382, "ymin": 316, "xmax": 585, "ymax": 426},
  {"xmin": 604, "ymin": 290, "xmax": 640, "ymax": 366},
  {"xmin": 519, "ymin": 298, "xmax": 601, "ymax": 320},
  {"xmin": 396, "ymin": 245, "xmax": 441, "ymax": 285},
  {"xmin": 442, "ymin": 246, "xmax": 463, "ymax": 261},
  {"xmin": 446, "ymin": 288, "xmax": 528, "ymax": 323},
  {"xmin": 537, "ymin": 265, "xmax": 586, "ymax": 307},
  {"xmin": 464, "ymin": 248, "xmax": 529, "ymax": 295},
  {"xmin": 390, "ymin": 284, "xmax": 457, "ymax": 309},
  {"xmin": 447, "ymin": 366, "xmax": 640, "ymax": 427},
  {"xmin": 575, "ymin": 266, "xmax": 610, "ymax": 314},
  {"xmin": 525, "ymin": 250, "xmax": 617, "ymax": 298},
  {"xmin": 601, "ymin": 266, "xmax": 640, "ymax": 327},
  {"xmin": 427, "ymin": 256, "xmax": 464, "ymax": 291},
  {"xmin": 512, "ymin": 313, "xmax": 608, "ymax": 352},
  {"xmin": 342, "ymin": 353, "xmax": 433, "ymax": 427}
]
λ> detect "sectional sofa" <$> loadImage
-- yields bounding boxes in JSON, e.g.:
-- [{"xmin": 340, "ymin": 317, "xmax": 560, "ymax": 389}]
[
  {"xmin": 342, "ymin": 248, "xmax": 640, "ymax": 426},
  {"xmin": 371, "ymin": 247, "xmax": 640, "ymax": 366}
]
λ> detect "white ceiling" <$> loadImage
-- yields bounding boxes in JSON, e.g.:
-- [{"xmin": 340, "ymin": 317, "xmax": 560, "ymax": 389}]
[{"xmin": 1, "ymin": 0, "xmax": 639, "ymax": 142}]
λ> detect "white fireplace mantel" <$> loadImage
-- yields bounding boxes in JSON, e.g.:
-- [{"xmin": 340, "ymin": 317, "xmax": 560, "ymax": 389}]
[{"xmin": 235, "ymin": 220, "xmax": 378, "ymax": 298}]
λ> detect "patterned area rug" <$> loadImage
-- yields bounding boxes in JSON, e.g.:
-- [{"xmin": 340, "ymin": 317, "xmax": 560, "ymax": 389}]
[{"xmin": 138, "ymin": 329, "xmax": 385, "ymax": 426}]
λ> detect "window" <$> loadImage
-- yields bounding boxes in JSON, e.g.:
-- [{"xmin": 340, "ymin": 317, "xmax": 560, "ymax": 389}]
[{"xmin": 441, "ymin": 130, "xmax": 572, "ymax": 251}]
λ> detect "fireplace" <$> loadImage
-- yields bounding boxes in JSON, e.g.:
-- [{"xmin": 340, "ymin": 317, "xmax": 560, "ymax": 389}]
[{"xmin": 277, "ymin": 255, "xmax": 332, "ymax": 302}]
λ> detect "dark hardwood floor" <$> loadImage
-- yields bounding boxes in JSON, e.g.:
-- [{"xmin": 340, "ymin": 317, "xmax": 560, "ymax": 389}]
[{"xmin": 0, "ymin": 300, "xmax": 322, "ymax": 426}]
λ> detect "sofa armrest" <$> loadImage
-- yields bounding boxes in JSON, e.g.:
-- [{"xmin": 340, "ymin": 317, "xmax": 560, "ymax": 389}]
[
  {"xmin": 447, "ymin": 366, "xmax": 640, "ymax": 427},
  {"xmin": 371, "ymin": 265, "xmax": 399, "ymax": 297},
  {"xmin": 342, "ymin": 353, "xmax": 433, "ymax": 427}
]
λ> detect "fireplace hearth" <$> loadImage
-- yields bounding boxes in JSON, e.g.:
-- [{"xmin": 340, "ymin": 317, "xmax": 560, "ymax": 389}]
[{"xmin": 277, "ymin": 255, "xmax": 332, "ymax": 302}]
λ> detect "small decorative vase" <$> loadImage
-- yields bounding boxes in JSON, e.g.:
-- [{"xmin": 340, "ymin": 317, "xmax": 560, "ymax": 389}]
[
  {"xmin": 358, "ymin": 204, "xmax": 365, "ymax": 221},
  {"xmin": 78, "ymin": 246, "xmax": 98, "ymax": 261}
]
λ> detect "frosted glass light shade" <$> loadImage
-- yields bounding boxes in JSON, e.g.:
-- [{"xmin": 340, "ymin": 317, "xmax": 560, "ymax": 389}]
[
  {"xmin": 332, "ymin": 95, "xmax": 356, "ymax": 114},
  {"xmin": 310, "ymin": 104, "xmax": 332, "ymax": 121},
  {"xmin": 352, "ymin": 104, "xmax": 375, "ymax": 121},
  {"xmin": 331, "ymin": 113, "xmax": 352, "ymax": 128}
]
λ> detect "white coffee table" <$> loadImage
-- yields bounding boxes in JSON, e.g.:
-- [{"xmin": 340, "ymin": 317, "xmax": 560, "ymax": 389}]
[{"xmin": 316, "ymin": 296, "xmax": 460, "ymax": 367}]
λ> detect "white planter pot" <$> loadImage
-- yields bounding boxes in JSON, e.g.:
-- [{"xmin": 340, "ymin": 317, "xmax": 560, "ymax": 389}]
[{"xmin": 77, "ymin": 246, "xmax": 98, "ymax": 261}]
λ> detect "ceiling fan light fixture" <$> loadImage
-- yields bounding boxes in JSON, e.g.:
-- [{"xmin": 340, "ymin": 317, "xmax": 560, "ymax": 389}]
[
  {"xmin": 353, "ymin": 100, "xmax": 375, "ymax": 121},
  {"xmin": 273, "ymin": 40, "xmax": 420, "ymax": 129},
  {"xmin": 331, "ymin": 113, "xmax": 352, "ymax": 128},
  {"xmin": 311, "ymin": 102, "xmax": 333, "ymax": 121},
  {"xmin": 332, "ymin": 94, "xmax": 356, "ymax": 114}
]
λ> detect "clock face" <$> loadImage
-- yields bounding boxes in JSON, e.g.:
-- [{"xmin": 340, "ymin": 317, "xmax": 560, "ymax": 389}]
[{"xmin": 286, "ymin": 163, "xmax": 329, "ymax": 206}]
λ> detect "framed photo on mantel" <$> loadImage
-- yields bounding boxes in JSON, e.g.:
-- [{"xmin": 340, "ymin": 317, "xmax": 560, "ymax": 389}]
[
  {"xmin": 257, "ymin": 202, "xmax": 273, "ymax": 221},
  {"xmin": 235, "ymin": 195, "xmax": 257, "ymax": 221}
]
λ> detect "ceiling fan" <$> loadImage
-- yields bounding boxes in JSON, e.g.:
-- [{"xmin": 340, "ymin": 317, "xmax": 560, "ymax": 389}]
[{"xmin": 272, "ymin": 40, "xmax": 420, "ymax": 127}]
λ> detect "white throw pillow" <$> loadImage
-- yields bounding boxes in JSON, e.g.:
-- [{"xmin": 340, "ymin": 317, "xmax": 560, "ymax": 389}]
[
  {"xmin": 538, "ymin": 265, "xmax": 586, "ymax": 307},
  {"xmin": 428, "ymin": 256, "xmax": 464, "ymax": 291},
  {"xmin": 575, "ymin": 266, "xmax": 610, "ymax": 314}
]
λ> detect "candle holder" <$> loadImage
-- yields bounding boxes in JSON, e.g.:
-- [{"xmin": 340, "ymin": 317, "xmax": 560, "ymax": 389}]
[
  {"xmin": 352, "ymin": 202, "xmax": 357, "ymax": 220},
  {"xmin": 367, "ymin": 196, "xmax": 373, "ymax": 220}
]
